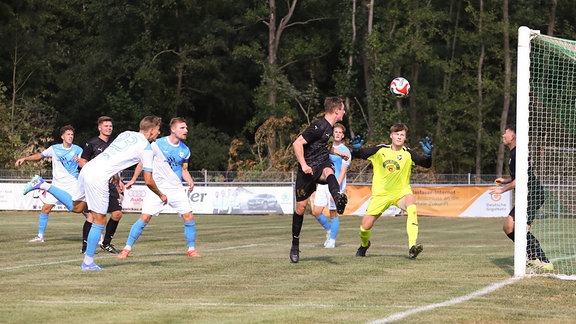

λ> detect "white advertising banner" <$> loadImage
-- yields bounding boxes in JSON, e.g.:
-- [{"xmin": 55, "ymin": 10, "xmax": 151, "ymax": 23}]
[
  {"xmin": 123, "ymin": 185, "xmax": 294, "ymax": 215},
  {"xmin": 2, "ymin": 183, "xmax": 294, "ymax": 215}
]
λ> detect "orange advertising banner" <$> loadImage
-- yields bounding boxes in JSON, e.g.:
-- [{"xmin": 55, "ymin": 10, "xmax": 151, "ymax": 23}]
[{"xmin": 342, "ymin": 185, "xmax": 511, "ymax": 217}]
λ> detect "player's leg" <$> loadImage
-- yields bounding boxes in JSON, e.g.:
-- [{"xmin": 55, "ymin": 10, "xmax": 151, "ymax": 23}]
[
  {"xmin": 320, "ymin": 167, "xmax": 347, "ymax": 214},
  {"xmin": 170, "ymin": 188, "xmax": 200, "ymax": 257},
  {"xmin": 82, "ymin": 211, "xmax": 106, "ymax": 271},
  {"xmin": 81, "ymin": 212, "xmax": 93, "ymax": 254},
  {"xmin": 526, "ymin": 197, "xmax": 552, "ymax": 268},
  {"xmin": 312, "ymin": 185, "xmax": 331, "ymax": 245},
  {"xmin": 291, "ymin": 199, "xmax": 308, "ymax": 263},
  {"xmin": 30, "ymin": 203, "xmax": 55, "ymax": 242},
  {"xmin": 22, "ymin": 175, "xmax": 75, "ymax": 210},
  {"xmin": 357, "ymin": 215, "xmax": 377, "ymax": 256},
  {"xmin": 182, "ymin": 212, "xmax": 200, "ymax": 257},
  {"xmin": 119, "ymin": 188, "xmax": 162, "ymax": 258},
  {"xmin": 118, "ymin": 213, "xmax": 153, "ymax": 259},
  {"xmin": 398, "ymin": 194, "xmax": 423, "ymax": 258},
  {"xmin": 290, "ymin": 172, "xmax": 314, "ymax": 263},
  {"xmin": 357, "ymin": 195, "xmax": 389, "ymax": 257},
  {"xmin": 326, "ymin": 209, "xmax": 339, "ymax": 248},
  {"xmin": 100, "ymin": 185, "xmax": 122, "ymax": 254},
  {"xmin": 80, "ymin": 175, "xmax": 109, "ymax": 270}
]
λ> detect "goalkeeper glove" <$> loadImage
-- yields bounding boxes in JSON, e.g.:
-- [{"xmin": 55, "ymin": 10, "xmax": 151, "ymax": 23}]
[
  {"xmin": 419, "ymin": 136, "xmax": 434, "ymax": 157},
  {"xmin": 350, "ymin": 134, "xmax": 365, "ymax": 151}
]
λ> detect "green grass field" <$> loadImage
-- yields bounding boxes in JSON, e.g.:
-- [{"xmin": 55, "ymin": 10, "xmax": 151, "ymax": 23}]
[{"xmin": 1, "ymin": 211, "xmax": 576, "ymax": 323}]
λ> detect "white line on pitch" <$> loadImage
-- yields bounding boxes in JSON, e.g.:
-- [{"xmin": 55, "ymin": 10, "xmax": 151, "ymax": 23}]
[{"xmin": 367, "ymin": 277, "xmax": 522, "ymax": 324}]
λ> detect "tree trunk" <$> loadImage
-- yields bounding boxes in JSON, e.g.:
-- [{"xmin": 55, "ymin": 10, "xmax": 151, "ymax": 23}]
[
  {"xmin": 346, "ymin": 0, "xmax": 357, "ymax": 138},
  {"xmin": 363, "ymin": 0, "xmax": 375, "ymax": 135},
  {"xmin": 497, "ymin": 0, "xmax": 511, "ymax": 177},
  {"xmin": 548, "ymin": 0, "xmax": 557, "ymax": 36},
  {"xmin": 475, "ymin": 0, "xmax": 485, "ymax": 182}
]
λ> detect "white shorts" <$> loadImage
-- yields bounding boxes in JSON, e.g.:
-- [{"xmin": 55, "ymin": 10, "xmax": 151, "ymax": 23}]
[
  {"xmin": 313, "ymin": 184, "xmax": 336, "ymax": 210},
  {"xmin": 77, "ymin": 167, "xmax": 108, "ymax": 215},
  {"xmin": 142, "ymin": 186, "xmax": 192, "ymax": 216},
  {"xmin": 44, "ymin": 179, "xmax": 82, "ymax": 206}
]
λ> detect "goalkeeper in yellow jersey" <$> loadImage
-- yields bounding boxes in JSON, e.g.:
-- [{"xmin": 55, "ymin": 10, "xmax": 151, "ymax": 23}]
[{"xmin": 350, "ymin": 123, "xmax": 433, "ymax": 258}]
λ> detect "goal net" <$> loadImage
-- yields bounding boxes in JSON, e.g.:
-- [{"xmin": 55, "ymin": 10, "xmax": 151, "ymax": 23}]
[{"xmin": 516, "ymin": 27, "xmax": 576, "ymax": 278}]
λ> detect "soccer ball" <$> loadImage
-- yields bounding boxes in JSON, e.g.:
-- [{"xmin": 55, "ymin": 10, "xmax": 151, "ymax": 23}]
[{"xmin": 389, "ymin": 77, "xmax": 410, "ymax": 97}]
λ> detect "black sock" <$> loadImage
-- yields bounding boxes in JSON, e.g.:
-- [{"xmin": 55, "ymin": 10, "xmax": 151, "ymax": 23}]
[
  {"xmin": 506, "ymin": 231, "xmax": 515, "ymax": 241},
  {"xmin": 292, "ymin": 212, "xmax": 303, "ymax": 246},
  {"xmin": 82, "ymin": 221, "xmax": 91, "ymax": 249},
  {"xmin": 527, "ymin": 231, "xmax": 549, "ymax": 262},
  {"xmin": 326, "ymin": 174, "xmax": 340, "ymax": 200},
  {"xmin": 103, "ymin": 219, "xmax": 120, "ymax": 246}
]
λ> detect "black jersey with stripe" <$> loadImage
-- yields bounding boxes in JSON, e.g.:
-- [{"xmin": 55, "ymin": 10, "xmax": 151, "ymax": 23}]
[{"xmin": 301, "ymin": 118, "xmax": 333, "ymax": 169}]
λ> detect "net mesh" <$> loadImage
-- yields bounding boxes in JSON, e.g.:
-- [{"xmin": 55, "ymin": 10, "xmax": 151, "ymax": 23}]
[{"xmin": 527, "ymin": 33, "xmax": 576, "ymax": 276}]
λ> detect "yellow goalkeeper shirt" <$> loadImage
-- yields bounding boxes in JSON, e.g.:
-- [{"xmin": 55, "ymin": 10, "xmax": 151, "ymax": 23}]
[{"xmin": 353, "ymin": 144, "xmax": 432, "ymax": 196}]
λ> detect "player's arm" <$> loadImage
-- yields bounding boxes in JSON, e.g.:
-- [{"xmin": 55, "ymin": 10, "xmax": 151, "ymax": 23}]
[
  {"xmin": 337, "ymin": 164, "xmax": 349, "ymax": 186},
  {"xmin": 78, "ymin": 142, "xmax": 93, "ymax": 168},
  {"xmin": 15, "ymin": 153, "xmax": 43, "ymax": 167},
  {"xmin": 125, "ymin": 162, "xmax": 143, "ymax": 190},
  {"xmin": 293, "ymin": 135, "xmax": 311, "ymax": 174},
  {"xmin": 331, "ymin": 147, "xmax": 350, "ymax": 161},
  {"xmin": 491, "ymin": 178, "xmax": 515, "ymax": 195},
  {"xmin": 351, "ymin": 145, "xmax": 381, "ymax": 160},
  {"xmin": 349, "ymin": 135, "xmax": 381, "ymax": 159},
  {"xmin": 410, "ymin": 135, "xmax": 433, "ymax": 168},
  {"xmin": 143, "ymin": 170, "xmax": 167, "ymax": 204},
  {"xmin": 182, "ymin": 161, "xmax": 194, "ymax": 192},
  {"xmin": 408, "ymin": 149, "xmax": 432, "ymax": 168}
]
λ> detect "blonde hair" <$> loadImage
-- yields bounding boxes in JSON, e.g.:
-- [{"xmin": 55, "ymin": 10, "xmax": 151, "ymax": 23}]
[{"xmin": 139, "ymin": 115, "xmax": 162, "ymax": 131}]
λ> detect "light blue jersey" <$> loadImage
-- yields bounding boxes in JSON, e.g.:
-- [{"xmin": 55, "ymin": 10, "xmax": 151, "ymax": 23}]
[
  {"xmin": 42, "ymin": 144, "xmax": 83, "ymax": 184},
  {"xmin": 330, "ymin": 143, "xmax": 351, "ymax": 191},
  {"xmin": 151, "ymin": 136, "xmax": 191, "ymax": 187}
]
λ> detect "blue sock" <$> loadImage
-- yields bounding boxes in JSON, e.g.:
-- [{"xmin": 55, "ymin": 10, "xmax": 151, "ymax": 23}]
[
  {"xmin": 38, "ymin": 213, "xmax": 49, "ymax": 235},
  {"xmin": 47, "ymin": 186, "xmax": 74, "ymax": 210},
  {"xmin": 184, "ymin": 221, "xmax": 196, "ymax": 248},
  {"xmin": 316, "ymin": 214, "xmax": 331, "ymax": 231},
  {"xmin": 330, "ymin": 217, "xmax": 340, "ymax": 240},
  {"xmin": 86, "ymin": 223, "xmax": 104, "ymax": 257},
  {"xmin": 126, "ymin": 219, "xmax": 147, "ymax": 247}
]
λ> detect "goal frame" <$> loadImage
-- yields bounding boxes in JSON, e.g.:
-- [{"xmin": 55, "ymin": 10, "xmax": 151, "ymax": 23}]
[{"xmin": 514, "ymin": 26, "xmax": 536, "ymax": 277}]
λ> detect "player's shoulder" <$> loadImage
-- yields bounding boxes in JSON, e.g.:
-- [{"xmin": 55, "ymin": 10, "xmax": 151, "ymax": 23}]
[{"xmin": 334, "ymin": 143, "xmax": 351, "ymax": 153}]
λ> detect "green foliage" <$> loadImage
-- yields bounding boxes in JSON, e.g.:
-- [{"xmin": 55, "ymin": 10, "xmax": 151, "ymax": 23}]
[
  {"xmin": 186, "ymin": 122, "xmax": 231, "ymax": 171},
  {"xmin": 1, "ymin": 0, "xmax": 576, "ymax": 175}
]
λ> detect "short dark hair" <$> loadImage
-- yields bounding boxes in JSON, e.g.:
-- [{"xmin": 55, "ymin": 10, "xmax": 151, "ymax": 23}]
[
  {"xmin": 505, "ymin": 123, "xmax": 516, "ymax": 134},
  {"xmin": 98, "ymin": 116, "xmax": 113, "ymax": 125},
  {"xmin": 60, "ymin": 125, "xmax": 75, "ymax": 136},
  {"xmin": 324, "ymin": 96, "xmax": 344, "ymax": 113}
]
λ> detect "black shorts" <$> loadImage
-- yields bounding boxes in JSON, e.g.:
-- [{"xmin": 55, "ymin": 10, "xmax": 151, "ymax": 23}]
[
  {"xmin": 509, "ymin": 193, "xmax": 545, "ymax": 226},
  {"xmin": 294, "ymin": 160, "xmax": 334, "ymax": 202},
  {"xmin": 107, "ymin": 183, "xmax": 122, "ymax": 213}
]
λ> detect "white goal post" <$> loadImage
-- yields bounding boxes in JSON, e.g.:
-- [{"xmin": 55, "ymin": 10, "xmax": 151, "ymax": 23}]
[{"xmin": 516, "ymin": 26, "xmax": 576, "ymax": 279}]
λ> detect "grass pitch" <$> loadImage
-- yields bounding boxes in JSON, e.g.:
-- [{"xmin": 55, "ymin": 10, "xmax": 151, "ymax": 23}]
[{"xmin": 1, "ymin": 211, "xmax": 575, "ymax": 323}]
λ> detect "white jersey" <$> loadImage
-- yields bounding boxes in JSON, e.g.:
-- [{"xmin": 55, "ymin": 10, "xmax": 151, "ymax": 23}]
[
  {"xmin": 84, "ymin": 131, "xmax": 154, "ymax": 178},
  {"xmin": 78, "ymin": 131, "xmax": 154, "ymax": 214}
]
